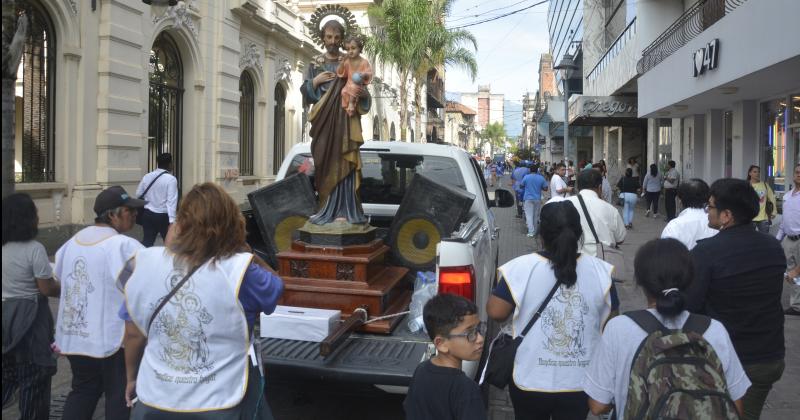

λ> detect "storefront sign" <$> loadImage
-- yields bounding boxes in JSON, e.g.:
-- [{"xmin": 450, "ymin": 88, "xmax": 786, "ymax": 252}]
[
  {"xmin": 571, "ymin": 96, "xmax": 638, "ymax": 119},
  {"xmin": 692, "ymin": 39, "xmax": 719, "ymax": 77}
]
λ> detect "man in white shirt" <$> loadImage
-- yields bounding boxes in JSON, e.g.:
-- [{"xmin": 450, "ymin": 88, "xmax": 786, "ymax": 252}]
[
  {"xmin": 136, "ymin": 153, "xmax": 178, "ymax": 247},
  {"xmin": 664, "ymin": 160, "xmax": 681, "ymax": 221},
  {"xmin": 566, "ymin": 169, "xmax": 626, "ymax": 258},
  {"xmin": 661, "ymin": 178, "xmax": 717, "ymax": 250},
  {"xmin": 548, "ymin": 163, "xmax": 573, "ymax": 203},
  {"xmin": 777, "ymin": 164, "xmax": 800, "ymax": 316}
]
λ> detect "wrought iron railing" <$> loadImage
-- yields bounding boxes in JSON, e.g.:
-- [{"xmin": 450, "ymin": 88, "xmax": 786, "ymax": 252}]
[
  {"xmin": 586, "ymin": 17, "xmax": 636, "ymax": 81},
  {"xmin": 637, "ymin": 0, "xmax": 748, "ymax": 75}
]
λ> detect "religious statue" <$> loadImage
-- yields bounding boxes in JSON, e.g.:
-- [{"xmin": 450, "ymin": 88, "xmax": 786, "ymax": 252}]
[{"xmin": 302, "ymin": 6, "xmax": 371, "ymax": 226}]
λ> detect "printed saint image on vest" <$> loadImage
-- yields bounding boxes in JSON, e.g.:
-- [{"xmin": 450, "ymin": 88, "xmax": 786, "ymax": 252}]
[
  {"xmin": 541, "ymin": 286, "xmax": 589, "ymax": 359},
  {"xmin": 61, "ymin": 257, "xmax": 94, "ymax": 337},
  {"xmin": 151, "ymin": 272, "xmax": 215, "ymax": 376}
]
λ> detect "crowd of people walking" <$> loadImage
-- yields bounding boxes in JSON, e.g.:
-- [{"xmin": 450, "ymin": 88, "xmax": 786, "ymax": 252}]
[{"xmin": 2, "ymin": 155, "xmax": 798, "ymax": 420}]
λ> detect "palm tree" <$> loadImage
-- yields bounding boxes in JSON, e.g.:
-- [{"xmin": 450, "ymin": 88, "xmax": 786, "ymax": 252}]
[
  {"xmin": 367, "ymin": 0, "xmax": 477, "ymax": 142},
  {"xmin": 367, "ymin": 0, "xmax": 430, "ymax": 142},
  {"xmin": 2, "ymin": 6, "xmax": 27, "ymax": 198},
  {"xmin": 412, "ymin": 0, "xmax": 477, "ymax": 143}
]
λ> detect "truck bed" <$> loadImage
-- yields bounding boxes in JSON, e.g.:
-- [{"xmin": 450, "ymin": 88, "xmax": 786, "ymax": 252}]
[{"xmin": 257, "ymin": 317, "xmax": 433, "ymax": 386}]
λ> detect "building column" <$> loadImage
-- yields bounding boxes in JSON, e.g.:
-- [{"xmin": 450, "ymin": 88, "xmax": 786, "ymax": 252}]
[
  {"xmin": 733, "ymin": 100, "xmax": 758, "ymax": 181},
  {"xmin": 705, "ymin": 110, "xmax": 724, "ymax": 181},
  {"xmin": 606, "ymin": 127, "xmax": 620, "ymax": 180},
  {"xmin": 646, "ymin": 118, "xmax": 659, "ymax": 167},
  {"xmin": 671, "ymin": 118, "xmax": 682, "ymax": 166},
  {"xmin": 593, "ymin": 127, "xmax": 604, "ymax": 162}
]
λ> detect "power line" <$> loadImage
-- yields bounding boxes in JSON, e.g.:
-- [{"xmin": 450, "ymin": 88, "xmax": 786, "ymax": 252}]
[
  {"xmin": 447, "ymin": 0, "xmax": 550, "ymax": 30},
  {"xmin": 447, "ymin": 0, "xmax": 541, "ymax": 22}
]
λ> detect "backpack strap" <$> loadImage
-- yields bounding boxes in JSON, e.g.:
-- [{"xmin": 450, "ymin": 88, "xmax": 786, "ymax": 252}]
[
  {"xmin": 625, "ymin": 310, "xmax": 669, "ymax": 335},
  {"xmin": 681, "ymin": 313, "xmax": 711, "ymax": 335}
]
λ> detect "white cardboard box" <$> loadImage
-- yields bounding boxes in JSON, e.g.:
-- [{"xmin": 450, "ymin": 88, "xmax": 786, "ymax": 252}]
[{"xmin": 260, "ymin": 305, "xmax": 341, "ymax": 342}]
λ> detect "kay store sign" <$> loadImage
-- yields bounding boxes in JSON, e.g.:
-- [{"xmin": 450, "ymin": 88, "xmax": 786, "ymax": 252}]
[{"xmin": 693, "ymin": 39, "xmax": 719, "ymax": 77}]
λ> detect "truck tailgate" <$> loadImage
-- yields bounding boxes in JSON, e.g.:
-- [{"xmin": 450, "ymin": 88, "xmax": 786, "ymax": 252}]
[{"xmin": 258, "ymin": 324, "xmax": 432, "ymax": 386}]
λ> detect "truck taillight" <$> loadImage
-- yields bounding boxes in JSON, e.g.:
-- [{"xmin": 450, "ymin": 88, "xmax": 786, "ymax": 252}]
[{"xmin": 438, "ymin": 265, "xmax": 475, "ymax": 301}]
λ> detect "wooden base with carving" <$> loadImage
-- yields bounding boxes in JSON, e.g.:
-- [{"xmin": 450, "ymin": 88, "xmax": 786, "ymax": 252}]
[{"xmin": 277, "ymin": 238, "xmax": 411, "ymax": 334}]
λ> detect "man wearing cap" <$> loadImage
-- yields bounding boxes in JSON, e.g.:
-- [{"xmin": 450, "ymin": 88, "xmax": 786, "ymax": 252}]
[{"xmin": 54, "ymin": 186, "xmax": 146, "ymax": 419}]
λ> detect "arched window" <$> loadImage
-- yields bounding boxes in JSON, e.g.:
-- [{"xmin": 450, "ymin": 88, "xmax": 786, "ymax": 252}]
[
  {"xmin": 273, "ymin": 84, "xmax": 286, "ymax": 175},
  {"xmin": 14, "ymin": 3, "xmax": 56, "ymax": 183},
  {"xmin": 238, "ymin": 71, "xmax": 255, "ymax": 176},
  {"xmin": 372, "ymin": 115, "xmax": 380, "ymax": 140},
  {"xmin": 390, "ymin": 122, "xmax": 396, "ymax": 141},
  {"xmin": 149, "ymin": 33, "xmax": 183, "ymax": 183}
]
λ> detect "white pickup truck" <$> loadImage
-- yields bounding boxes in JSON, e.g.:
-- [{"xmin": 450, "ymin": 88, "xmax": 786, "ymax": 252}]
[{"xmin": 245, "ymin": 141, "xmax": 514, "ymax": 391}]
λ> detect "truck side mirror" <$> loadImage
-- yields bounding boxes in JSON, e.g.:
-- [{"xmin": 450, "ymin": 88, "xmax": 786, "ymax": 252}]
[{"xmin": 490, "ymin": 189, "xmax": 515, "ymax": 208}]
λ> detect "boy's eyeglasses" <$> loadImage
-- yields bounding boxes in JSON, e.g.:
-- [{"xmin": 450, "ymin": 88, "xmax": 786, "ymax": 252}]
[
  {"xmin": 704, "ymin": 203, "xmax": 716, "ymax": 213},
  {"xmin": 445, "ymin": 322, "xmax": 486, "ymax": 343}
]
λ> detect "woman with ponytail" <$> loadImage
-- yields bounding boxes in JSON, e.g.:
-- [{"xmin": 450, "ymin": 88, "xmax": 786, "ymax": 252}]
[
  {"xmin": 583, "ymin": 238, "xmax": 750, "ymax": 418},
  {"xmin": 487, "ymin": 201, "xmax": 613, "ymax": 420}
]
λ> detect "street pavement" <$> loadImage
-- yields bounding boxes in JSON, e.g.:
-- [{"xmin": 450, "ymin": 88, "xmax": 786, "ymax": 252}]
[{"xmin": 4, "ymin": 173, "xmax": 798, "ymax": 419}]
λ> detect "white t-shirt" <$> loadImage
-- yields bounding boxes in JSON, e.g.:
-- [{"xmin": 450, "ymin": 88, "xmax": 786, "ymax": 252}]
[
  {"xmin": 550, "ymin": 174, "xmax": 568, "ymax": 197},
  {"xmin": 582, "ymin": 309, "xmax": 751, "ymax": 418},
  {"xmin": 661, "ymin": 207, "xmax": 718, "ymax": 250}
]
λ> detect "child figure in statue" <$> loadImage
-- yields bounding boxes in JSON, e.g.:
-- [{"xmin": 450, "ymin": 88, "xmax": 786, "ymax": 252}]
[{"xmin": 337, "ymin": 35, "xmax": 372, "ymax": 117}]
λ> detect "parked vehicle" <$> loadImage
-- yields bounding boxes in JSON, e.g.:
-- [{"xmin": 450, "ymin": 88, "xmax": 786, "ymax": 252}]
[{"xmin": 244, "ymin": 141, "xmax": 514, "ymax": 392}]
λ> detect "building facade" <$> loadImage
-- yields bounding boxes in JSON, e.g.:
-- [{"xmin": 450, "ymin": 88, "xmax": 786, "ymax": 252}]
[
  {"xmin": 636, "ymin": 0, "xmax": 800, "ymax": 195},
  {"xmin": 11, "ymin": 0, "xmax": 410, "ymax": 248},
  {"xmin": 444, "ymin": 101, "xmax": 477, "ymax": 151},
  {"xmin": 460, "ymin": 85, "xmax": 504, "ymax": 131}
]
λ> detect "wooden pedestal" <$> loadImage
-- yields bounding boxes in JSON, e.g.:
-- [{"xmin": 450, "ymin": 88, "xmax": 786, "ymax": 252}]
[{"xmin": 277, "ymin": 239, "xmax": 411, "ymax": 334}]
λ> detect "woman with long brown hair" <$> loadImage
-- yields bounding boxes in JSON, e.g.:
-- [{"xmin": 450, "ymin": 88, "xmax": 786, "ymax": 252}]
[{"xmin": 120, "ymin": 183, "xmax": 283, "ymax": 419}]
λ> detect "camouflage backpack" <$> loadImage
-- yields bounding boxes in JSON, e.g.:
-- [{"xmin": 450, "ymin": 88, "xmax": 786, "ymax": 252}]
[{"xmin": 623, "ymin": 310, "xmax": 739, "ymax": 420}]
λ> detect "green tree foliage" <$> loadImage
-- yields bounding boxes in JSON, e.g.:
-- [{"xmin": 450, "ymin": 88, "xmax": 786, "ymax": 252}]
[
  {"xmin": 367, "ymin": 0, "xmax": 477, "ymax": 142},
  {"xmin": 479, "ymin": 122, "xmax": 507, "ymax": 155}
]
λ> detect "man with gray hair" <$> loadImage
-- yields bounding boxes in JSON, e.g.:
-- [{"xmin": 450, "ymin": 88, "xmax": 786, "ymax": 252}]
[{"xmin": 53, "ymin": 186, "xmax": 145, "ymax": 418}]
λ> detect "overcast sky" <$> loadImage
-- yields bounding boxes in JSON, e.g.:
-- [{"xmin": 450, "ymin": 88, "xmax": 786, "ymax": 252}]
[{"xmin": 445, "ymin": 0, "xmax": 551, "ymax": 105}]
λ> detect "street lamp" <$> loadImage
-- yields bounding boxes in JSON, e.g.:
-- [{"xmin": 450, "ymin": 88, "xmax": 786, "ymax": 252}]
[{"xmin": 554, "ymin": 50, "xmax": 579, "ymax": 165}]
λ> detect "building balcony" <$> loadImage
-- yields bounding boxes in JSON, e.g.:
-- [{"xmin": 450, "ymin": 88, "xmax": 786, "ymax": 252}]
[
  {"xmin": 426, "ymin": 71, "xmax": 445, "ymax": 109},
  {"xmin": 584, "ymin": 17, "xmax": 637, "ymax": 96},
  {"xmin": 637, "ymin": 0, "xmax": 748, "ymax": 75}
]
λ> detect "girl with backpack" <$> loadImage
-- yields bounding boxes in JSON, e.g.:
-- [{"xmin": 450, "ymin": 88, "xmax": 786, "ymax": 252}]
[{"xmin": 582, "ymin": 238, "xmax": 750, "ymax": 419}]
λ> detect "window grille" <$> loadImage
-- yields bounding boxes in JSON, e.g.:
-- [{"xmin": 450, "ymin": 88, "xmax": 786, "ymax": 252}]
[{"xmin": 239, "ymin": 72, "xmax": 255, "ymax": 176}]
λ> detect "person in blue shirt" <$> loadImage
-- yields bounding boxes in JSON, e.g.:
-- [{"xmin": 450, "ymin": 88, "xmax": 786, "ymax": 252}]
[
  {"xmin": 511, "ymin": 161, "xmax": 531, "ymax": 218},
  {"xmin": 521, "ymin": 165, "xmax": 549, "ymax": 237}
]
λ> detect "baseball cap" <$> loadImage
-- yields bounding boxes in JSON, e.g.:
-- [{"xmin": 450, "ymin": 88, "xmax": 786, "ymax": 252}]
[{"xmin": 94, "ymin": 186, "xmax": 147, "ymax": 216}]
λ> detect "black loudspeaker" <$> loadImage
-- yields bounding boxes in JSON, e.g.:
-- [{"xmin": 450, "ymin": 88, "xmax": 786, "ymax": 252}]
[
  {"xmin": 247, "ymin": 173, "xmax": 317, "ymax": 266},
  {"xmin": 389, "ymin": 174, "xmax": 475, "ymax": 270}
]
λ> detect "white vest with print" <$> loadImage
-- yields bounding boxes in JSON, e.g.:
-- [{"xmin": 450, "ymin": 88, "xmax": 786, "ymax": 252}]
[
  {"xmin": 125, "ymin": 248, "xmax": 252, "ymax": 412},
  {"xmin": 55, "ymin": 231, "xmax": 140, "ymax": 357},
  {"xmin": 499, "ymin": 253, "xmax": 612, "ymax": 392}
]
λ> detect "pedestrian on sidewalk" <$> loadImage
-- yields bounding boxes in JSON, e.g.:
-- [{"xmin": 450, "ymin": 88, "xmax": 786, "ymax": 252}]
[
  {"xmin": 520, "ymin": 164, "xmax": 549, "ymax": 237},
  {"xmin": 747, "ymin": 165, "xmax": 777, "ymax": 234},
  {"xmin": 663, "ymin": 160, "xmax": 681, "ymax": 221},
  {"xmin": 617, "ymin": 168, "xmax": 640, "ymax": 229},
  {"xmin": 136, "ymin": 152, "xmax": 178, "ymax": 247},
  {"xmin": 776, "ymin": 164, "xmax": 800, "ymax": 316},
  {"xmin": 487, "ymin": 159, "xmax": 497, "ymax": 187},
  {"xmin": 688, "ymin": 178, "xmax": 785, "ymax": 420},
  {"xmin": 584, "ymin": 238, "xmax": 750, "ymax": 419},
  {"xmin": 54, "ymin": 186, "xmax": 146, "ymax": 419},
  {"xmin": 661, "ymin": 178, "xmax": 717, "ymax": 250},
  {"xmin": 510, "ymin": 160, "xmax": 531, "ymax": 218},
  {"xmin": 121, "ymin": 183, "xmax": 283, "ymax": 418},
  {"xmin": 567, "ymin": 169, "xmax": 626, "ymax": 258},
  {"xmin": 487, "ymin": 201, "xmax": 613, "ymax": 420},
  {"xmin": 404, "ymin": 294, "xmax": 487, "ymax": 420},
  {"xmin": 596, "ymin": 162, "xmax": 613, "ymax": 203},
  {"xmin": 548, "ymin": 163, "xmax": 572, "ymax": 203},
  {"xmin": 2, "ymin": 193, "xmax": 61, "ymax": 420},
  {"xmin": 642, "ymin": 164, "xmax": 663, "ymax": 218}
]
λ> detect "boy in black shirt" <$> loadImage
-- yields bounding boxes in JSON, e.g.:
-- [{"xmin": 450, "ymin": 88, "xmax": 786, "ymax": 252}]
[{"xmin": 403, "ymin": 294, "xmax": 487, "ymax": 420}]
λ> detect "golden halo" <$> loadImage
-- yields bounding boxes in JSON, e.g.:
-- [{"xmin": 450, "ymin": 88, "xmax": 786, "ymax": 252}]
[{"xmin": 306, "ymin": 4, "xmax": 358, "ymax": 47}]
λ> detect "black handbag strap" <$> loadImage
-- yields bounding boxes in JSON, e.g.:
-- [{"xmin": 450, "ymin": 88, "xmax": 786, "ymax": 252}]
[
  {"xmin": 146, "ymin": 261, "xmax": 205, "ymax": 334},
  {"xmin": 519, "ymin": 280, "xmax": 561, "ymax": 338},
  {"xmin": 138, "ymin": 170, "xmax": 168, "ymax": 200},
  {"xmin": 577, "ymin": 194, "xmax": 606, "ymax": 260}
]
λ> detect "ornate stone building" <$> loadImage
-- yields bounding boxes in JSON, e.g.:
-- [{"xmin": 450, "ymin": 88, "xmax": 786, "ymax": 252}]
[{"xmin": 11, "ymin": 0, "xmax": 408, "ymax": 247}]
